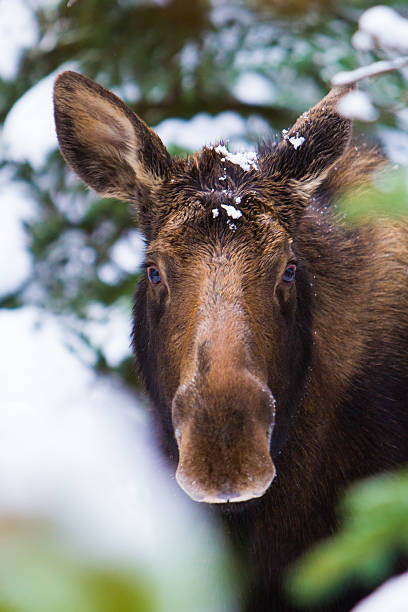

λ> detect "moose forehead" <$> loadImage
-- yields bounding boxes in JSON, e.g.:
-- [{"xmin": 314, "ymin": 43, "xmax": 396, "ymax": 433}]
[
  {"xmin": 147, "ymin": 206, "xmax": 289, "ymax": 264},
  {"xmin": 148, "ymin": 146, "xmax": 296, "ymax": 256},
  {"xmin": 148, "ymin": 206, "xmax": 291, "ymax": 271}
]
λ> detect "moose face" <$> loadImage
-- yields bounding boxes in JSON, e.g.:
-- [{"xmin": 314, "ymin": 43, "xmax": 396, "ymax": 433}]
[
  {"xmin": 54, "ymin": 71, "xmax": 352, "ymax": 504},
  {"xmin": 139, "ymin": 198, "xmax": 297, "ymax": 502}
]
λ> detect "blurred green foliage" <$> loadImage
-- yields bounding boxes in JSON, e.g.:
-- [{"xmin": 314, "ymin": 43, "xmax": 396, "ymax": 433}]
[
  {"xmin": 287, "ymin": 467, "xmax": 408, "ymax": 606},
  {"xmin": 337, "ymin": 166, "xmax": 408, "ymax": 222},
  {"xmin": 0, "ymin": 525, "xmax": 156, "ymax": 612},
  {"xmin": 0, "ymin": 514, "xmax": 240, "ymax": 612}
]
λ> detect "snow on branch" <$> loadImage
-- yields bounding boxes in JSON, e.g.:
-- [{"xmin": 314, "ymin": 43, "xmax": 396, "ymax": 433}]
[
  {"xmin": 332, "ymin": 57, "xmax": 408, "ymax": 87},
  {"xmin": 331, "ymin": 5, "xmax": 408, "ymax": 121},
  {"xmin": 331, "ymin": 5, "xmax": 408, "ymax": 88}
]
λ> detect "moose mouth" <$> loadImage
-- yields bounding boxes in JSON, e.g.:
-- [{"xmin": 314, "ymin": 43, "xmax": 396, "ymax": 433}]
[{"xmin": 175, "ymin": 464, "xmax": 276, "ymax": 505}]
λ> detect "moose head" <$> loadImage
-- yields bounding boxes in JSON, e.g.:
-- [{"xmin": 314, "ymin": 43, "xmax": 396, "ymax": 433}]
[{"xmin": 54, "ymin": 71, "xmax": 352, "ymax": 504}]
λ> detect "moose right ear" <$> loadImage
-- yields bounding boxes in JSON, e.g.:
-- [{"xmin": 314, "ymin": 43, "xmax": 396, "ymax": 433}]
[
  {"xmin": 53, "ymin": 71, "xmax": 171, "ymax": 205},
  {"xmin": 274, "ymin": 86, "xmax": 354, "ymax": 194}
]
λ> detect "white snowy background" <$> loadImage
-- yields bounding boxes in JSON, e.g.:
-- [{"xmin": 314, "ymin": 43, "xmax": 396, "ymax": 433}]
[{"xmin": 1, "ymin": 1, "xmax": 408, "ymax": 610}]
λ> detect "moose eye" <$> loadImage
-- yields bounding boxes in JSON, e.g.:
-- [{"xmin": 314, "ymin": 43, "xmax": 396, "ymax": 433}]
[
  {"xmin": 283, "ymin": 264, "xmax": 297, "ymax": 283},
  {"xmin": 147, "ymin": 266, "xmax": 162, "ymax": 285}
]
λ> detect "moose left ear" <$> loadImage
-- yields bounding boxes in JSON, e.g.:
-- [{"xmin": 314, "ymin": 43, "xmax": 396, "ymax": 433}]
[
  {"xmin": 274, "ymin": 86, "xmax": 353, "ymax": 195},
  {"xmin": 53, "ymin": 71, "xmax": 171, "ymax": 207}
]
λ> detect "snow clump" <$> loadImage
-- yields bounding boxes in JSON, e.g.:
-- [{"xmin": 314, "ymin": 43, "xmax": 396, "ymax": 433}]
[
  {"xmin": 220, "ymin": 204, "xmax": 242, "ymax": 219},
  {"xmin": 287, "ymin": 133, "xmax": 305, "ymax": 150},
  {"xmin": 352, "ymin": 571, "xmax": 408, "ymax": 612},
  {"xmin": 356, "ymin": 5, "xmax": 408, "ymax": 54},
  {"xmin": 337, "ymin": 90, "xmax": 379, "ymax": 122},
  {"xmin": 214, "ymin": 145, "xmax": 258, "ymax": 171}
]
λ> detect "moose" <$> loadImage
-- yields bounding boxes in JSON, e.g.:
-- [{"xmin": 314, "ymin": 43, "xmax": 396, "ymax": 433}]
[{"xmin": 54, "ymin": 71, "xmax": 408, "ymax": 611}]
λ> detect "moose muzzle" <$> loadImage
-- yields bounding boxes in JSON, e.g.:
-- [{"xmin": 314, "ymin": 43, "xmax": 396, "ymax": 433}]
[{"xmin": 172, "ymin": 371, "xmax": 276, "ymax": 504}]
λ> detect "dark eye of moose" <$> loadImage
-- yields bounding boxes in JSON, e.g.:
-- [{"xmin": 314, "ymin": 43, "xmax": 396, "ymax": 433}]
[
  {"xmin": 147, "ymin": 266, "xmax": 162, "ymax": 285},
  {"xmin": 283, "ymin": 264, "xmax": 297, "ymax": 283}
]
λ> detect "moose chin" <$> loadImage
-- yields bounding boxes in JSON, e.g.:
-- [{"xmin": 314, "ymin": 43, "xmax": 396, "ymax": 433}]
[{"xmin": 54, "ymin": 71, "xmax": 408, "ymax": 612}]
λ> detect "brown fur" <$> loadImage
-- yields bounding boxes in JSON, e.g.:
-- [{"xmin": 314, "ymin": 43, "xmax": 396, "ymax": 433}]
[{"xmin": 54, "ymin": 72, "xmax": 408, "ymax": 611}]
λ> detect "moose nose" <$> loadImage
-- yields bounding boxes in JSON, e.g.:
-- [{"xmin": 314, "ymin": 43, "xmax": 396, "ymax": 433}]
[
  {"xmin": 172, "ymin": 368, "xmax": 276, "ymax": 504},
  {"xmin": 176, "ymin": 467, "xmax": 275, "ymax": 504}
]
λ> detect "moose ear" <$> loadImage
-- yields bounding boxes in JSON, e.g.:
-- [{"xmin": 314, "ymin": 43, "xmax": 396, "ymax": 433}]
[
  {"xmin": 53, "ymin": 71, "xmax": 171, "ymax": 203},
  {"xmin": 274, "ymin": 86, "xmax": 353, "ymax": 194}
]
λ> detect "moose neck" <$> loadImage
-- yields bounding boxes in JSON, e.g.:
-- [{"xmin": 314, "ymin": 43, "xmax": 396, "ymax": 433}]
[{"xmin": 295, "ymin": 207, "xmax": 371, "ymax": 415}]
